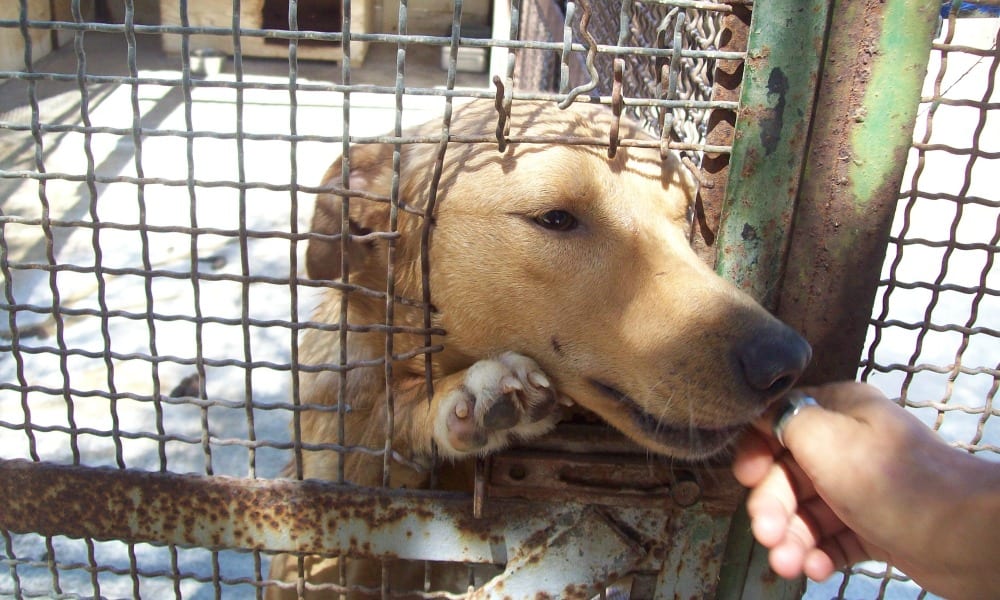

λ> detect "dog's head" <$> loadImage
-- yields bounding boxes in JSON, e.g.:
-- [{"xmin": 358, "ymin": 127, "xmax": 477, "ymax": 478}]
[{"xmin": 309, "ymin": 100, "xmax": 811, "ymax": 459}]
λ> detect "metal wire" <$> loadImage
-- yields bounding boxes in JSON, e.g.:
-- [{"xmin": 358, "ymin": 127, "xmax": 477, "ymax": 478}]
[
  {"xmin": 514, "ymin": 0, "xmax": 732, "ymax": 155},
  {"xmin": 849, "ymin": 6, "xmax": 1000, "ymax": 599},
  {"xmin": 3, "ymin": 1, "xmax": 996, "ymax": 599},
  {"xmin": 861, "ymin": 12, "xmax": 1000, "ymax": 452}
]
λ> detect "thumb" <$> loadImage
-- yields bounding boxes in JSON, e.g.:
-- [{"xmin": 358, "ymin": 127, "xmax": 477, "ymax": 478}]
[
  {"xmin": 770, "ymin": 384, "xmax": 896, "ymax": 513},
  {"xmin": 778, "ymin": 395, "xmax": 870, "ymax": 473}
]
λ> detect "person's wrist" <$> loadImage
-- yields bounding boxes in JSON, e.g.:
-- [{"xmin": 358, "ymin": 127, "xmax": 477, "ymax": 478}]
[
  {"xmin": 913, "ymin": 451, "xmax": 1000, "ymax": 599},
  {"xmin": 953, "ymin": 457, "xmax": 1000, "ymax": 553}
]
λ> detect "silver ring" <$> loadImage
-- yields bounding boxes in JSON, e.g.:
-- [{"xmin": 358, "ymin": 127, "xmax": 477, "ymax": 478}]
[{"xmin": 773, "ymin": 391, "xmax": 819, "ymax": 448}]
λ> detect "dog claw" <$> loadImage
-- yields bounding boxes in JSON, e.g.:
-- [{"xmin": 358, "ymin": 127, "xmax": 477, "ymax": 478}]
[
  {"xmin": 446, "ymin": 402, "xmax": 488, "ymax": 450},
  {"xmin": 528, "ymin": 371, "xmax": 550, "ymax": 389},
  {"xmin": 500, "ymin": 376, "xmax": 524, "ymax": 394}
]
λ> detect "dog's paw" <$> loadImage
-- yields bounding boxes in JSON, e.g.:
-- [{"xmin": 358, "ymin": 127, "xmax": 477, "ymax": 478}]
[{"xmin": 435, "ymin": 352, "xmax": 562, "ymax": 458}]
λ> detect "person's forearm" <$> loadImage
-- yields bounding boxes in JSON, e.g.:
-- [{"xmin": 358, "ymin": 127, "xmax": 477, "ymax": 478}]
[
  {"xmin": 953, "ymin": 456, "xmax": 1000, "ymax": 597},
  {"xmin": 922, "ymin": 453, "xmax": 1000, "ymax": 600}
]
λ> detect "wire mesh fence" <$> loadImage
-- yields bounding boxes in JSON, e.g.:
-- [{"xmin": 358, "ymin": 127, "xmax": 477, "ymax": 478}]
[
  {"xmin": 837, "ymin": 8, "xmax": 1000, "ymax": 599},
  {"xmin": 0, "ymin": 0, "xmax": 997, "ymax": 599},
  {"xmin": 514, "ymin": 1, "xmax": 727, "ymax": 153},
  {"xmin": 0, "ymin": 1, "xmax": 742, "ymax": 597},
  {"xmin": 863, "ymin": 9, "xmax": 999, "ymax": 458}
]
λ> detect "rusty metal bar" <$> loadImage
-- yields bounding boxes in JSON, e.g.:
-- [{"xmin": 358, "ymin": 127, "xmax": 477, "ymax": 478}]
[
  {"xmin": 716, "ymin": 0, "xmax": 940, "ymax": 598},
  {"xmin": 654, "ymin": 512, "xmax": 732, "ymax": 598},
  {"xmin": 480, "ymin": 425, "xmax": 743, "ymax": 512},
  {"xmin": 0, "ymin": 452, "xmax": 748, "ymax": 595},
  {"xmin": 0, "ymin": 457, "xmax": 673, "ymax": 595},
  {"xmin": 711, "ymin": 0, "xmax": 833, "ymax": 597},
  {"xmin": 487, "ymin": 451, "xmax": 737, "ymax": 509},
  {"xmin": 691, "ymin": 3, "xmax": 750, "ymax": 265},
  {"xmin": 0, "ymin": 459, "xmax": 501, "ymax": 563},
  {"xmin": 711, "ymin": 0, "xmax": 832, "ymax": 312},
  {"xmin": 474, "ymin": 426, "xmax": 744, "ymax": 596},
  {"xmin": 468, "ymin": 506, "xmax": 645, "ymax": 600},
  {"xmin": 776, "ymin": 0, "xmax": 939, "ymax": 383}
]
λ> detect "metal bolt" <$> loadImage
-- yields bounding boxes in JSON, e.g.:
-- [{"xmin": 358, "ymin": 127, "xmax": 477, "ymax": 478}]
[
  {"xmin": 508, "ymin": 464, "xmax": 528, "ymax": 481},
  {"xmin": 670, "ymin": 478, "xmax": 702, "ymax": 507}
]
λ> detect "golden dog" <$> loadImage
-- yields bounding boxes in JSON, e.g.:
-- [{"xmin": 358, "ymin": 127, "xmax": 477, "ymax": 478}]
[{"xmin": 267, "ymin": 100, "xmax": 811, "ymax": 598}]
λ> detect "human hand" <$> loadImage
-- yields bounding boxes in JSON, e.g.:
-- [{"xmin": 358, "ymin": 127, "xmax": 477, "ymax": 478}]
[{"xmin": 731, "ymin": 381, "xmax": 1000, "ymax": 599}]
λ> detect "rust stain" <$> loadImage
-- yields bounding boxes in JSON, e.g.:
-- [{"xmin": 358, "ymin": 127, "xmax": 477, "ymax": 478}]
[
  {"xmin": 739, "ymin": 144, "xmax": 760, "ymax": 178},
  {"xmin": 0, "ymin": 458, "xmax": 495, "ymax": 560},
  {"xmin": 692, "ymin": 4, "xmax": 751, "ymax": 263},
  {"xmin": 774, "ymin": 0, "xmax": 930, "ymax": 385}
]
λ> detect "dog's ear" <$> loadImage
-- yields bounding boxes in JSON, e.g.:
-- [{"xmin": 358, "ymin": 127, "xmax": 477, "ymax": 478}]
[{"xmin": 306, "ymin": 143, "xmax": 394, "ymax": 281}]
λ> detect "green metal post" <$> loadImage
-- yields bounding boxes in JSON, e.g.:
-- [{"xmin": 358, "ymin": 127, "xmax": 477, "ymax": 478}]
[
  {"xmin": 713, "ymin": 0, "xmax": 832, "ymax": 596},
  {"xmin": 777, "ymin": 0, "xmax": 939, "ymax": 384},
  {"xmin": 714, "ymin": 0, "xmax": 938, "ymax": 597},
  {"xmin": 713, "ymin": 0, "xmax": 832, "ymax": 312}
]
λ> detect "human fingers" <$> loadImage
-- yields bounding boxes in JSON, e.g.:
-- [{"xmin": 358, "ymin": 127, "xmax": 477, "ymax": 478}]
[
  {"xmin": 736, "ymin": 426, "xmax": 823, "ymax": 551},
  {"xmin": 743, "ymin": 454, "xmax": 822, "ymax": 544},
  {"xmin": 758, "ymin": 491, "xmax": 856, "ymax": 580},
  {"xmin": 802, "ymin": 547, "xmax": 837, "ymax": 582},
  {"xmin": 733, "ymin": 414, "xmax": 815, "ymax": 492},
  {"xmin": 731, "ymin": 427, "xmax": 778, "ymax": 488},
  {"xmin": 796, "ymin": 382, "xmax": 950, "ymax": 457},
  {"xmin": 796, "ymin": 381, "xmax": 891, "ymax": 417},
  {"xmin": 745, "ymin": 461, "xmax": 796, "ymax": 548},
  {"xmin": 764, "ymin": 383, "xmax": 1000, "ymax": 600},
  {"xmin": 767, "ymin": 495, "xmax": 868, "ymax": 581},
  {"xmin": 794, "ymin": 531, "xmax": 876, "ymax": 583},
  {"xmin": 806, "ymin": 528, "xmax": 883, "ymax": 582},
  {"xmin": 767, "ymin": 387, "xmax": 881, "ymax": 510},
  {"xmin": 764, "ymin": 498, "xmax": 823, "ymax": 578},
  {"xmin": 766, "ymin": 385, "xmax": 911, "ymax": 567}
]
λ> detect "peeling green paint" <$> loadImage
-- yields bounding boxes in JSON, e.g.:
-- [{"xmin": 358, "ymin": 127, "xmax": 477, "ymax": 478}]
[
  {"xmin": 848, "ymin": 0, "xmax": 938, "ymax": 207},
  {"xmin": 714, "ymin": 0, "xmax": 831, "ymax": 310},
  {"xmin": 714, "ymin": 0, "xmax": 937, "ymax": 596}
]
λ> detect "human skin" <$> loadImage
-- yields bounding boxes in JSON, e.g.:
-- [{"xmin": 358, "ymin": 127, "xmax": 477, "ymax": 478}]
[{"xmin": 731, "ymin": 381, "xmax": 1000, "ymax": 600}]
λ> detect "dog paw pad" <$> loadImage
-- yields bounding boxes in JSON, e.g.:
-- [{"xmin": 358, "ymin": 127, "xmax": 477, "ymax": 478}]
[
  {"xmin": 482, "ymin": 395, "xmax": 519, "ymax": 430},
  {"xmin": 438, "ymin": 352, "xmax": 561, "ymax": 457}
]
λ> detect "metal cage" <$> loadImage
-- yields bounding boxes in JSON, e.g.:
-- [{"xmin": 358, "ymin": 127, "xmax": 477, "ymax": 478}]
[{"xmin": 1, "ymin": 0, "xmax": 997, "ymax": 598}]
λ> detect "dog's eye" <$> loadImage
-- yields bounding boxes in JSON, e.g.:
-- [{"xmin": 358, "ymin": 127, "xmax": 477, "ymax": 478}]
[{"xmin": 534, "ymin": 210, "xmax": 578, "ymax": 231}]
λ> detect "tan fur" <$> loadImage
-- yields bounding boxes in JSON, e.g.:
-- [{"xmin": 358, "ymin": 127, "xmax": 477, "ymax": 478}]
[{"xmin": 267, "ymin": 100, "xmax": 809, "ymax": 598}]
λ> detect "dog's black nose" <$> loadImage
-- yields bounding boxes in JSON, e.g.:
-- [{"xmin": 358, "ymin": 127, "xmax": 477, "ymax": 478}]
[{"xmin": 735, "ymin": 324, "xmax": 812, "ymax": 399}]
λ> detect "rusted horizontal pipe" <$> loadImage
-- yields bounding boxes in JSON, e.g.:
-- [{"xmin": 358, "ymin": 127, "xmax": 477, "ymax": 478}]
[
  {"xmin": 0, "ymin": 459, "xmax": 673, "ymax": 596},
  {"xmin": 0, "ymin": 458, "xmax": 511, "ymax": 563}
]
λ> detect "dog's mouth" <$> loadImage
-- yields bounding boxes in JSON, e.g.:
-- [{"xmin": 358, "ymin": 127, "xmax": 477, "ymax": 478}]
[{"xmin": 588, "ymin": 379, "xmax": 748, "ymax": 458}]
